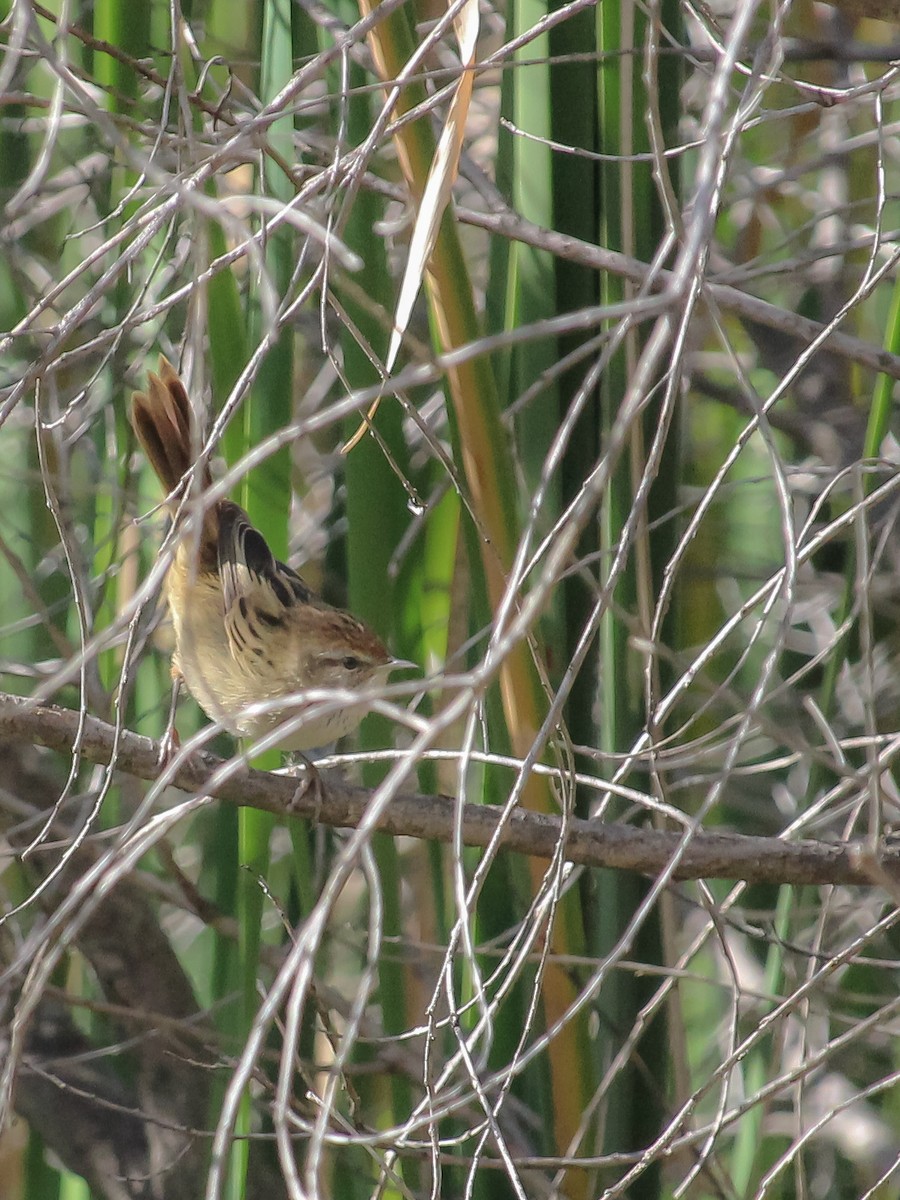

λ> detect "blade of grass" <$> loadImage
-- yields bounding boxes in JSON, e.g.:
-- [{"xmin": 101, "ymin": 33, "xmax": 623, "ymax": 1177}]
[
  {"xmin": 221, "ymin": 2, "xmax": 296, "ymax": 1195},
  {"xmin": 590, "ymin": 0, "xmax": 676, "ymax": 1184},
  {"xmin": 358, "ymin": 1, "xmax": 592, "ymax": 1187},
  {"xmin": 322, "ymin": 11, "xmax": 423, "ymax": 1184}
]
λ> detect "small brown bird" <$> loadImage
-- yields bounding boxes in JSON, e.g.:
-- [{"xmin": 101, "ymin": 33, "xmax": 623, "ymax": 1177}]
[{"xmin": 131, "ymin": 357, "xmax": 401, "ymax": 752}]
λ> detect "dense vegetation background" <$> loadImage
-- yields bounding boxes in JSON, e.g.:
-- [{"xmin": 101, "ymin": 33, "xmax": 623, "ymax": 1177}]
[{"xmin": 2, "ymin": 0, "xmax": 900, "ymax": 1197}]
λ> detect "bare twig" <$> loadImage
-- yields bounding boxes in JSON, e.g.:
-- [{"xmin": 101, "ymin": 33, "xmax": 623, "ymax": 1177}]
[{"xmin": 1, "ymin": 693, "xmax": 897, "ymax": 887}]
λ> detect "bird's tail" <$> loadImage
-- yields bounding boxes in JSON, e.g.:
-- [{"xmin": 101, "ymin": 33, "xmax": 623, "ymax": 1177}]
[
  {"xmin": 131, "ymin": 357, "xmax": 212, "ymax": 497},
  {"xmin": 131, "ymin": 356, "xmax": 218, "ymax": 558}
]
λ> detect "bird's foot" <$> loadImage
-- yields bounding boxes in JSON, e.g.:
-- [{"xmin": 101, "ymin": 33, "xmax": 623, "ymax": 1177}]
[{"xmin": 279, "ymin": 753, "xmax": 325, "ymax": 824}]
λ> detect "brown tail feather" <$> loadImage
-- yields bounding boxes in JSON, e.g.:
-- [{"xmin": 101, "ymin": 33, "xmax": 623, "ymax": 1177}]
[
  {"xmin": 131, "ymin": 356, "xmax": 212, "ymax": 498},
  {"xmin": 131, "ymin": 357, "xmax": 219, "ymax": 563}
]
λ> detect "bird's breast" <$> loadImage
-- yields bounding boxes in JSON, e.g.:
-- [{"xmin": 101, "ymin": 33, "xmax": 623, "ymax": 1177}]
[{"xmin": 165, "ymin": 567, "xmax": 368, "ymax": 751}]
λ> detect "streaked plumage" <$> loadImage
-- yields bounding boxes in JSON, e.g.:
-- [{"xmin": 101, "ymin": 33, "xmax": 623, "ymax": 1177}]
[{"xmin": 131, "ymin": 357, "xmax": 396, "ymax": 751}]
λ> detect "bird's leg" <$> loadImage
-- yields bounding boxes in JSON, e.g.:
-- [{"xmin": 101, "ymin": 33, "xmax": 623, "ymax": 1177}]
[
  {"xmin": 281, "ymin": 751, "xmax": 325, "ymax": 824},
  {"xmin": 158, "ymin": 672, "xmax": 183, "ymax": 767}
]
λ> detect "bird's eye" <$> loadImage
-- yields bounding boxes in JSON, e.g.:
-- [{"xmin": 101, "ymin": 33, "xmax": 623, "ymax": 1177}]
[{"xmin": 342, "ymin": 655, "xmax": 362, "ymax": 671}]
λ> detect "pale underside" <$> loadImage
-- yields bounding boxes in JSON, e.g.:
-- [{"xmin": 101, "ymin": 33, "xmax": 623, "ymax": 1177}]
[{"xmin": 166, "ymin": 561, "xmax": 392, "ymax": 752}]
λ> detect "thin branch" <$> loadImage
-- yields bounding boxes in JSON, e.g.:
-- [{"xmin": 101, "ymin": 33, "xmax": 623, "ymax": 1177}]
[
  {"xmin": 1, "ymin": 693, "xmax": 896, "ymax": 887},
  {"xmin": 452, "ymin": 194, "xmax": 900, "ymax": 382}
]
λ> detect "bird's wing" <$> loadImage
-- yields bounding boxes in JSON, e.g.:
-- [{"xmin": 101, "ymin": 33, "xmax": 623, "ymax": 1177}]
[{"xmin": 216, "ymin": 500, "xmax": 314, "ymax": 663}]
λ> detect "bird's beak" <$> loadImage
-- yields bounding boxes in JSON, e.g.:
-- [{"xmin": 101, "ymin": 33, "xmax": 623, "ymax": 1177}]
[{"xmin": 388, "ymin": 658, "xmax": 418, "ymax": 673}]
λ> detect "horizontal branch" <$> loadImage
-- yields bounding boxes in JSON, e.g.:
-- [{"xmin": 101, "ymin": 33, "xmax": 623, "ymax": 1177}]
[{"xmin": 1, "ymin": 692, "xmax": 895, "ymax": 887}]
